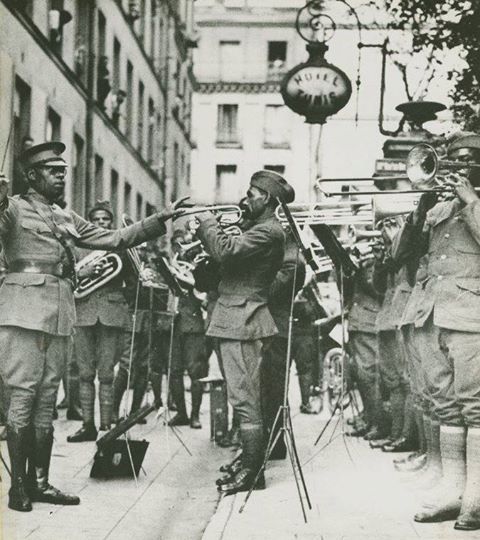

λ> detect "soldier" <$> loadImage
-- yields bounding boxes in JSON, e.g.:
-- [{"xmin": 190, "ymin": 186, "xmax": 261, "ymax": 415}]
[
  {"xmin": 262, "ymin": 225, "xmax": 305, "ymax": 460},
  {"xmin": 372, "ymin": 217, "xmax": 415, "ymax": 453},
  {"xmin": 0, "ymin": 142, "xmax": 187, "ymax": 512},
  {"xmin": 67, "ymin": 200, "xmax": 138, "ymax": 442},
  {"xmin": 347, "ymin": 248, "xmax": 384, "ymax": 439},
  {"xmin": 196, "ymin": 170, "xmax": 290, "ymax": 494},
  {"xmin": 167, "ymin": 233, "xmax": 208, "ymax": 429},
  {"xmin": 396, "ymin": 133, "xmax": 480, "ymax": 530}
]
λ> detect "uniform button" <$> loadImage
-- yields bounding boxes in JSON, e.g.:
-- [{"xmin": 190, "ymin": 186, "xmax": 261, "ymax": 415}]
[
  {"xmin": 353, "ymin": 302, "xmax": 358, "ymax": 306},
  {"xmin": 440, "ymin": 254, "xmax": 447, "ymax": 260},
  {"xmin": 444, "ymin": 233, "xmax": 450, "ymax": 238},
  {"xmin": 438, "ymin": 275, "xmax": 443, "ymax": 281}
]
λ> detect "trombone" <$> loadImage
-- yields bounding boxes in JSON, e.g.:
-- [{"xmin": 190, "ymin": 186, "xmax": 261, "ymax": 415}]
[
  {"xmin": 275, "ymin": 201, "xmax": 374, "ymax": 227},
  {"xmin": 318, "ymin": 143, "xmax": 480, "ymax": 196}
]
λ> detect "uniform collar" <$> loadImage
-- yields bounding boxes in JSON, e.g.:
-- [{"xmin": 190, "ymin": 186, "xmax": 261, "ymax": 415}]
[{"xmin": 25, "ymin": 187, "xmax": 55, "ymax": 207}]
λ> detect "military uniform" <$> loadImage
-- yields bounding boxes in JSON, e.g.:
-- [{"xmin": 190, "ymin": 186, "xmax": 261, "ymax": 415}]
[
  {"xmin": 0, "ymin": 141, "xmax": 167, "ymax": 512},
  {"xmin": 69, "ymin": 247, "xmax": 131, "ymax": 437},
  {"xmin": 347, "ymin": 261, "xmax": 382, "ymax": 434},
  {"xmin": 197, "ymin": 170, "xmax": 289, "ymax": 492},
  {"xmin": 262, "ymin": 232, "xmax": 306, "ymax": 458},
  {"xmin": 373, "ymin": 250, "xmax": 412, "ymax": 446}
]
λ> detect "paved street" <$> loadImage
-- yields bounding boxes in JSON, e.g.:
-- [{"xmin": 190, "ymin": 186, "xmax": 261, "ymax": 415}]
[
  {"xmin": 204, "ymin": 400, "xmax": 480, "ymax": 540},
  {"xmin": 3, "ymin": 381, "xmax": 480, "ymax": 540},
  {"xmin": 0, "ymin": 383, "xmax": 230, "ymax": 540}
]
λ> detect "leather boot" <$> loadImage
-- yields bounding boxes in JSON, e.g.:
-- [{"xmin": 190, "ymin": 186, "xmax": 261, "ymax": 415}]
[
  {"xmin": 29, "ymin": 427, "xmax": 80, "ymax": 505},
  {"xmin": 67, "ymin": 381, "xmax": 96, "ymax": 442},
  {"xmin": 112, "ymin": 367, "xmax": 129, "ymax": 424},
  {"xmin": 455, "ymin": 428, "xmax": 480, "ymax": 530},
  {"xmin": 130, "ymin": 371, "xmax": 148, "ymax": 423},
  {"xmin": 298, "ymin": 373, "xmax": 315, "ymax": 414},
  {"xmin": 414, "ymin": 425, "xmax": 466, "ymax": 523},
  {"xmin": 168, "ymin": 376, "xmax": 189, "ymax": 426},
  {"xmin": 389, "ymin": 387, "xmax": 406, "ymax": 441},
  {"xmin": 218, "ymin": 425, "xmax": 266, "ymax": 495},
  {"xmin": 6, "ymin": 426, "xmax": 32, "ymax": 512},
  {"xmin": 414, "ymin": 406, "xmax": 427, "ymax": 455},
  {"xmin": 150, "ymin": 371, "xmax": 163, "ymax": 409},
  {"xmin": 190, "ymin": 381, "xmax": 203, "ymax": 429},
  {"xmin": 99, "ymin": 382, "xmax": 114, "ymax": 431}
]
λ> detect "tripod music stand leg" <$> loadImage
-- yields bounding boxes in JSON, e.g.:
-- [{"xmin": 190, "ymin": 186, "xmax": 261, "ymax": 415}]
[
  {"xmin": 284, "ymin": 427, "xmax": 308, "ymax": 523},
  {"xmin": 286, "ymin": 411, "xmax": 312, "ymax": 509}
]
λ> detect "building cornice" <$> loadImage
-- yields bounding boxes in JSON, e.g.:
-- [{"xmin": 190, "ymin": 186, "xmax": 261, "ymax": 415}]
[{"xmin": 197, "ymin": 81, "xmax": 281, "ymax": 94}]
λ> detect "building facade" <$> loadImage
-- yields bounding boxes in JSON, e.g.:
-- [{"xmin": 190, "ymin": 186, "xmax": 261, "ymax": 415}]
[
  {"xmin": 0, "ymin": 0, "xmax": 197, "ymax": 222},
  {"xmin": 190, "ymin": 0, "xmax": 452, "ymax": 206}
]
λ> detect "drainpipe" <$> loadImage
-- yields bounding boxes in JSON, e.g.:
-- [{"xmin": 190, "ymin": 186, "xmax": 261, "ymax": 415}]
[{"xmin": 85, "ymin": 0, "xmax": 96, "ymax": 214}]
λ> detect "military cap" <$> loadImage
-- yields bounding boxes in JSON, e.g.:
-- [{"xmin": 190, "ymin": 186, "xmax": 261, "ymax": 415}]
[
  {"xmin": 20, "ymin": 141, "xmax": 66, "ymax": 168},
  {"xmin": 447, "ymin": 133, "xmax": 480, "ymax": 156},
  {"xmin": 88, "ymin": 200, "xmax": 114, "ymax": 220},
  {"xmin": 250, "ymin": 170, "xmax": 295, "ymax": 204}
]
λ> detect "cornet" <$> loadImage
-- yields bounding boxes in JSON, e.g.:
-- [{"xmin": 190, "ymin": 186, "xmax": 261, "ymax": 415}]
[
  {"xmin": 180, "ymin": 204, "xmax": 243, "ymax": 226},
  {"xmin": 318, "ymin": 143, "xmax": 480, "ymax": 196}
]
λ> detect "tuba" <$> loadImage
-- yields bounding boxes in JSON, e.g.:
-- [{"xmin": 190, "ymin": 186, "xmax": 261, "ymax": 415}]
[{"xmin": 74, "ymin": 250, "xmax": 123, "ymax": 299}]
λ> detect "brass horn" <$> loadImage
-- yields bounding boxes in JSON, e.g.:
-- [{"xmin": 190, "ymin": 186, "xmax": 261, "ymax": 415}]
[
  {"xmin": 318, "ymin": 142, "xmax": 480, "ymax": 196},
  {"xmin": 181, "ymin": 204, "xmax": 243, "ymax": 226}
]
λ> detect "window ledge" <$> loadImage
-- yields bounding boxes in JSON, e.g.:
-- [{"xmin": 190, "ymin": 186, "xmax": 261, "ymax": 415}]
[
  {"xmin": 263, "ymin": 142, "xmax": 291, "ymax": 149},
  {"xmin": 216, "ymin": 141, "xmax": 243, "ymax": 149}
]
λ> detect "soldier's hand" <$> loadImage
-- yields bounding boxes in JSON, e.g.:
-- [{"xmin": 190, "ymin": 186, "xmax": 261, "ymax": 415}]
[
  {"xmin": 443, "ymin": 172, "xmax": 479, "ymax": 206},
  {"xmin": 0, "ymin": 173, "xmax": 9, "ymax": 202},
  {"xmin": 157, "ymin": 197, "xmax": 193, "ymax": 222},
  {"xmin": 411, "ymin": 191, "xmax": 438, "ymax": 225}
]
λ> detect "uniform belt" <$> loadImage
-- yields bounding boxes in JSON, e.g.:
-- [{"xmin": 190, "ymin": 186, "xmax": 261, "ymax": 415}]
[{"xmin": 8, "ymin": 260, "xmax": 71, "ymax": 279}]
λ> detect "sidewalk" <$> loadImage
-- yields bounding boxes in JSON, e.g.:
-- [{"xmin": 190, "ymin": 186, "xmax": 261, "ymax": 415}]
[
  {"xmin": 0, "ymin": 395, "xmax": 229, "ymax": 540},
  {"xmin": 203, "ymin": 404, "xmax": 480, "ymax": 540}
]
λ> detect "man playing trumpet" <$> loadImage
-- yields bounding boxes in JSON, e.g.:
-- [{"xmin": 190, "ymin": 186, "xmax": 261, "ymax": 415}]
[
  {"xmin": 0, "ymin": 141, "xmax": 188, "ymax": 512},
  {"xmin": 395, "ymin": 133, "xmax": 480, "ymax": 530},
  {"xmin": 196, "ymin": 170, "xmax": 293, "ymax": 494}
]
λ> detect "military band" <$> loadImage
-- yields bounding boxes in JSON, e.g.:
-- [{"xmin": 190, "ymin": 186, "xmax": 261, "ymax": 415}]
[{"xmin": 2, "ymin": 129, "xmax": 480, "ymax": 536}]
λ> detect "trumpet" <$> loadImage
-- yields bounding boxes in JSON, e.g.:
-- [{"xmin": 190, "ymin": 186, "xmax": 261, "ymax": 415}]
[
  {"xmin": 74, "ymin": 251, "xmax": 122, "ymax": 299},
  {"xmin": 318, "ymin": 143, "xmax": 480, "ymax": 196},
  {"xmin": 181, "ymin": 204, "xmax": 243, "ymax": 226}
]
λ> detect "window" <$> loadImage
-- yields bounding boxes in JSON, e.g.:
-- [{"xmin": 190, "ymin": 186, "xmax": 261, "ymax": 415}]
[
  {"xmin": 46, "ymin": 107, "xmax": 61, "ymax": 141},
  {"xmin": 172, "ymin": 142, "xmax": 179, "ymax": 201},
  {"xmin": 113, "ymin": 37, "xmax": 121, "ymax": 93},
  {"xmin": 48, "ymin": 0, "xmax": 66, "ymax": 55},
  {"xmin": 13, "ymin": 77, "xmax": 31, "ymax": 158},
  {"xmin": 267, "ymin": 42, "xmax": 287, "ymax": 81},
  {"xmin": 74, "ymin": 0, "xmax": 88, "ymax": 82},
  {"xmin": 137, "ymin": 81, "xmax": 145, "ymax": 153},
  {"xmin": 217, "ymin": 104, "xmax": 239, "ymax": 145},
  {"xmin": 219, "ymin": 41, "xmax": 242, "ymax": 81},
  {"xmin": 94, "ymin": 154, "xmax": 104, "ymax": 202},
  {"xmin": 175, "ymin": 61, "xmax": 182, "ymax": 97},
  {"xmin": 72, "ymin": 134, "xmax": 85, "ymax": 214},
  {"xmin": 264, "ymin": 105, "xmax": 290, "ymax": 148},
  {"xmin": 124, "ymin": 182, "xmax": 132, "ymax": 216},
  {"xmin": 126, "ymin": 61, "xmax": 133, "ymax": 138},
  {"xmin": 268, "ymin": 41, "xmax": 287, "ymax": 69},
  {"xmin": 110, "ymin": 169, "xmax": 119, "ymax": 225},
  {"xmin": 264, "ymin": 165, "xmax": 285, "ymax": 175},
  {"xmin": 147, "ymin": 98, "xmax": 155, "ymax": 163},
  {"xmin": 216, "ymin": 165, "xmax": 237, "ymax": 203},
  {"xmin": 96, "ymin": 11, "xmax": 110, "ymax": 105},
  {"xmin": 136, "ymin": 193, "xmax": 143, "ymax": 220}
]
